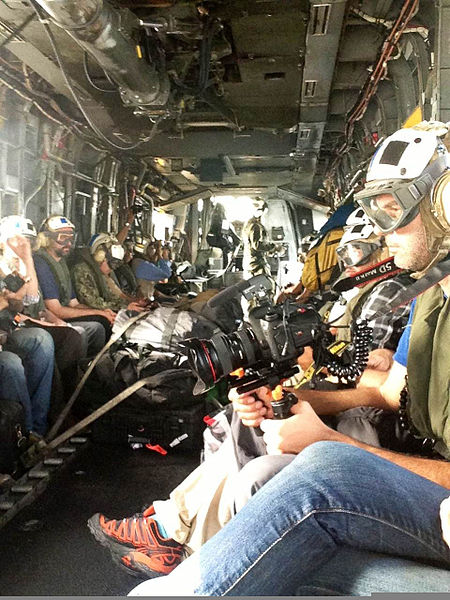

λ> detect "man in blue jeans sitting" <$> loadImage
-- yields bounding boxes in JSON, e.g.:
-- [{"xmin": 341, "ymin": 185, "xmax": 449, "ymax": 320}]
[
  {"xmin": 0, "ymin": 327, "xmax": 54, "ymax": 439},
  {"xmin": 0, "ymin": 219, "xmax": 54, "ymax": 438},
  {"xmin": 128, "ymin": 122, "xmax": 450, "ymax": 595}
]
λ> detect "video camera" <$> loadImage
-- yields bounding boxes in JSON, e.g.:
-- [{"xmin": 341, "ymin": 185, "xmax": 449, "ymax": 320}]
[
  {"xmin": 181, "ymin": 275, "xmax": 372, "ymax": 396},
  {"xmin": 0, "ymin": 273, "xmax": 26, "ymax": 293}
]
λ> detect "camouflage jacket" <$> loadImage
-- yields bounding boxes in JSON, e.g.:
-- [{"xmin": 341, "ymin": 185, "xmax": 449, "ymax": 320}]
[{"xmin": 72, "ymin": 261, "xmax": 126, "ymax": 311}]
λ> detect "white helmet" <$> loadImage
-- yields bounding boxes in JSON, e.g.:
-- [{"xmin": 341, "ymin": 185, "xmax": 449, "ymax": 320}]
[
  {"xmin": 89, "ymin": 233, "xmax": 124, "ymax": 264},
  {"xmin": 354, "ymin": 126, "xmax": 448, "ymax": 233},
  {"xmin": 40, "ymin": 214, "xmax": 75, "ymax": 232},
  {"xmin": 336, "ymin": 208, "xmax": 382, "ymax": 268},
  {"xmin": 0, "ymin": 215, "xmax": 37, "ymax": 241}
]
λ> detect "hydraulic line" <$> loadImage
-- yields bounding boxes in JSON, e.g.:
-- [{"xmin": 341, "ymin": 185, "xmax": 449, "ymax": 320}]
[{"xmin": 326, "ymin": 0, "xmax": 419, "ymax": 187}]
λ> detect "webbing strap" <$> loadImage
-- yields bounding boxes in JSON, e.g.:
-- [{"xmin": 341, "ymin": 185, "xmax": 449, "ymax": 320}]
[
  {"xmin": 369, "ymin": 258, "xmax": 450, "ymax": 322},
  {"xmin": 46, "ymin": 309, "xmax": 151, "ymax": 442},
  {"xmin": 332, "ymin": 257, "xmax": 400, "ymax": 293},
  {"xmin": 160, "ymin": 308, "xmax": 181, "ymax": 349}
]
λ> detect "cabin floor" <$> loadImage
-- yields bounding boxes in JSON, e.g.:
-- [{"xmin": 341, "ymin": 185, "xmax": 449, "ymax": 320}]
[{"xmin": 0, "ymin": 441, "xmax": 200, "ymax": 595}]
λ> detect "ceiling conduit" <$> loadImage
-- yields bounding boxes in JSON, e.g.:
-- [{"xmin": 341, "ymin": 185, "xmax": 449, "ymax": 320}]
[{"xmin": 33, "ymin": 0, "xmax": 169, "ymax": 106}]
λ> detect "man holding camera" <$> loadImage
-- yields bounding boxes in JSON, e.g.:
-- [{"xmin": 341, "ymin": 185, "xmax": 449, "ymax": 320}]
[{"xmin": 127, "ymin": 121, "xmax": 450, "ymax": 595}]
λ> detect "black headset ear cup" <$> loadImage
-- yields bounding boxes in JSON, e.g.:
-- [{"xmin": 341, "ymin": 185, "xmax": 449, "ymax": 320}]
[
  {"xmin": 93, "ymin": 248, "xmax": 106, "ymax": 263},
  {"xmin": 431, "ymin": 170, "xmax": 450, "ymax": 231}
]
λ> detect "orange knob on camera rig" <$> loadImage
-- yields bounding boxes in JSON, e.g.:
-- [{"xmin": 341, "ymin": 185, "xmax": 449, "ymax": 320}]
[
  {"xmin": 230, "ymin": 368, "xmax": 245, "ymax": 378},
  {"xmin": 271, "ymin": 385, "xmax": 284, "ymax": 402},
  {"xmin": 270, "ymin": 386, "xmax": 297, "ymax": 420}
]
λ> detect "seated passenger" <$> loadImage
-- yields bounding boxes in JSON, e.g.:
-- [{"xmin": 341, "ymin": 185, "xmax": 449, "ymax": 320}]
[
  {"xmin": 0, "ymin": 218, "xmax": 54, "ymax": 438},
  {"xmin": 131, "ymin": 240, "xmax": 174, "ymax": 299},
  {"xmin": 0, "ymin": 215, "xmax": 85, "ymax": 407},
  {"xmin": 114, "ymin": 240, "xmax": 138, "ymax": 296},
  {"xmin": 276, "ymin": 203, "xmax": 354, "ymax": 304},
  {"xmin": 33, "ymin": 215, "xmax": 114, "ymax": 355},
  {"xmin": 72, "ymin": 233, "xmax": 145, "ymax": 313},
  {"xmin": 297, "ymin": 207, "xmax": 413, "ymax": 381},
  {"xmin": 125, "ymin": 122, "xmax": 450, "ymax": 596},
  {"xmin": 86, "ymin": 218, "xmax": 413, "ymax": 579}
]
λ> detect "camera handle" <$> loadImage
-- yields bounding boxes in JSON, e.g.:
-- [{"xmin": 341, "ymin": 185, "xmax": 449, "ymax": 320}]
[
  {"xmin": 241, "ymin": 384, "xmax": 298, "ymax": 438},
  {"xmin": 271, "ymin": 388, "xmax": 298, "ymax": 420}
]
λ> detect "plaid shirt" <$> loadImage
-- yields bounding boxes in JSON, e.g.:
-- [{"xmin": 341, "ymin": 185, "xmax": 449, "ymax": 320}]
[{"xmin": 360, "ymin": 273, "xmax": 414, "ymax": 351}]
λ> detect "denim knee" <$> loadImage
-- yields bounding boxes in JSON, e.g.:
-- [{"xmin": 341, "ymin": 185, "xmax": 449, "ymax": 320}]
[
  {"xmin": 30, "ymin": 328, "xmax": 54, "ymax": 358},
  {"xmin": 293, "ymin": 441, "xmax": 360, "ymax": 474},
  {"xmin": 233, "ymin": 454, "xmax": 295, "ymax": 513},
  {"xmin": 0, "ymin": 351, "xmax": 25, "ymax": 378},
  {"xmin": 9, "ymin": 327, "xmax": 54, "ymax": 359}
]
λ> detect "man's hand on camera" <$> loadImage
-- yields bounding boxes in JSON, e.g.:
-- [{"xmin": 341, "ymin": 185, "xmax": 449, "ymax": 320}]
[
  {"xmin": 230, "ymin": 386, "xmax": 274, "ymax": 427},
  {"xmin": 260, "ymin": 400, "xmax": 340, "ymax": 455}
]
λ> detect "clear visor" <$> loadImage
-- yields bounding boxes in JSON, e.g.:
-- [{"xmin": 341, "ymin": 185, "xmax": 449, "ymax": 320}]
[
  {"xmin": 336, "ymin": 240, "xmax": 380, "ymax": 268},
  {"xmin": 357, "ymin": 193, "xmax": 419, "ymax": 234},
  {"xmin": 48, "ymin": 231, "xmax": 76, "ymax": 246},
  {"xmin": 354, "ymin": 156, "xmax": 446, "ymax": 233}
]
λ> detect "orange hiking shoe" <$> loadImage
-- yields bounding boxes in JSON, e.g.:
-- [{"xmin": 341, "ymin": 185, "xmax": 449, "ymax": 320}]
[
  {"xmin": 87, "ymin": 508, "xmax": 184, "ymax": 578},
  {"xmin": 120, "ymin": 548, "xmax": 182, "ymax": 578}
]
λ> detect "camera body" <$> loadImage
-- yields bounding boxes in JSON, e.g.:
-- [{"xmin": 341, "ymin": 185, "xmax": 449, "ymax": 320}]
[
  {"xmin": 181, "ymin": 275, "xmax": 343, "ymax": 394},
  {"xmin": 182, "ymin": 275, "xmax": 372, "ymax": 395},
  {"xmin": 0, "ymin": 274, "xmax": 25, "ymax": 293},
  {"xmin": 252, "ymin": 302, "xmax": 324, "ymax": 366}
]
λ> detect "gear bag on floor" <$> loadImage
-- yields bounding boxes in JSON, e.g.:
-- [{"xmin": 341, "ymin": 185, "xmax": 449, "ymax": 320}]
[{"xmin": 112, "ymin": 306, "xmax": 221, "ymax": 352}]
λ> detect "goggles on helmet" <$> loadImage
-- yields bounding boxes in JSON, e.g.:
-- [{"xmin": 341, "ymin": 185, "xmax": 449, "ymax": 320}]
[
  {"xmin": 47, "ymin": 231, "xmax": 76, "ymax": 246},
  {"xmin": 336, "ymin": 240, "xmax": 381, "ymax": 269},
  {"xmin": 354, "ymin": 154, "xmax": 447, "ymax": 234}
]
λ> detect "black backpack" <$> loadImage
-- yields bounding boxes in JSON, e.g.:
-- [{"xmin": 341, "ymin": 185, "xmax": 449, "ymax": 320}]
[{"xmin": 0, "ymin": 401, "xmax": 27, "ymax": 475}]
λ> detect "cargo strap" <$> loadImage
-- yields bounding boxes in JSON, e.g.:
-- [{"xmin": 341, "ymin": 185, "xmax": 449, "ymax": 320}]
[
  {"xmin": 42, "ymin": 376, "xmax": 158, "ymax": 453},
  {"xmin": 46, "ymin": 310, "xmax": 151, "ymax": 442},
  {"xmin": 160, "ymin": 308, "xmax": 181, "ymax": 350}
]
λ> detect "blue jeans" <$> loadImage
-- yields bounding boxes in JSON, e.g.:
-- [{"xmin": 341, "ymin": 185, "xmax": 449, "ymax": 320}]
[
  {"xmin": 295, "ymin": 547, "xmax": 450, "ymax": 595},
  {"xmin": 68, "ymin": 320, "xmax": 105, "ymax": 357},
  {"xmin": 0, "ymin": 327, "xmax": 54, "ymax": 435},
  {"xmin": 130, "ymin": 442, "xmax": 450, "ymax": 595}
]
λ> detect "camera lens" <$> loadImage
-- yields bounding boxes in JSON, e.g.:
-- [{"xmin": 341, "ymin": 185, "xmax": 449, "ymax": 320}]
[{"xmin": 182, "ymin": 328, "xmax": 263, "ymax": 393}]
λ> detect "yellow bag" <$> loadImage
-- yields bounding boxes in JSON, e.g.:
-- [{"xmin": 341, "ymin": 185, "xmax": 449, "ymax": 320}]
[{"xmin": 301, "ymin": 227, "xmax": 343, "ymax": 292}]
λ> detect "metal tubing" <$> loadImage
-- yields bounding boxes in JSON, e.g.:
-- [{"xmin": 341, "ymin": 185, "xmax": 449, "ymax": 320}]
[{"xmin": 33, "ymin": 0, "xmax": 168, "ymax": 105}]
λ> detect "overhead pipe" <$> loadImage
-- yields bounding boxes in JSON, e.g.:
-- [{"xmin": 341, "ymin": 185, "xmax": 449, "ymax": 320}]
[{"xmin": 33, "ymin": 0, "xmax": 169, "ymax": 106}]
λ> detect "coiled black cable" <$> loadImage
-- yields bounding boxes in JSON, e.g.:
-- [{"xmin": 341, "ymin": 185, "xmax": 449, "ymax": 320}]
[{"xmin": 325, "ymin": 320, "xmax": 372, "ymax": 382}]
